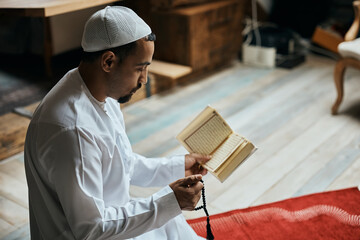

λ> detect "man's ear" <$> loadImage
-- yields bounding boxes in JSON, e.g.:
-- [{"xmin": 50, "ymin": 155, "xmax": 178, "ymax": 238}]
[{"xmin": 101, "ymin": 51, "xmax": 115, "ymax": 73}]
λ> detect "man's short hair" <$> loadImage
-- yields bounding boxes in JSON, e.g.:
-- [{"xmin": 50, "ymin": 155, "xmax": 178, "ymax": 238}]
[{"xmin": 81, "ymin": 33, "xmax": 156, "ymax": 63}]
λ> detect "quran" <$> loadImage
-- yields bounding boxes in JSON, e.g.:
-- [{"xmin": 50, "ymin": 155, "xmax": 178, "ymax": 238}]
[{"xmin": 176, "ymin": 106, "xmax": 256, "ymax": 182}]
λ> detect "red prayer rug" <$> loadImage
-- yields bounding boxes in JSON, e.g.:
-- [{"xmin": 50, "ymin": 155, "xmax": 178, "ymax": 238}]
[{"xmin": 188, "ymin": 187, "xmax": 360, "ymax": 240}]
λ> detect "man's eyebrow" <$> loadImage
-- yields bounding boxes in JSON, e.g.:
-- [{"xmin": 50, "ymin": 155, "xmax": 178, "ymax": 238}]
[{"xmin": 135, "ymin": 61, "xmax": 151, "ymax": 66}]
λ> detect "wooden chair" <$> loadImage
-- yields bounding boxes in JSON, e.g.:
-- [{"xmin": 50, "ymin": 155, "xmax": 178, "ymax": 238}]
[{"xmin": 332, "ymin": 1, "xmax": 360, "ymax": 115}]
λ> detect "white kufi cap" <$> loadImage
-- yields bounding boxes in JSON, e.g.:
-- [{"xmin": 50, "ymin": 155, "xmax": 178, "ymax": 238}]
[{"xmin": 82, "ymin": 6, "xmax": 151, "ymax": 52}]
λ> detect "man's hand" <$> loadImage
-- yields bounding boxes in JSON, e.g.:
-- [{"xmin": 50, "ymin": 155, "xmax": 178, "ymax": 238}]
[
  {"xmin": 169, "ymin": 175, "xmax": 203, "ymax": 210},
  {"xmin": 185, "ymin": 153, "xmax": 211, "ymax": 177}
]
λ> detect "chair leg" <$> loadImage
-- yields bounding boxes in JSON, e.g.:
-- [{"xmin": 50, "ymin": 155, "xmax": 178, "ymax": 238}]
[{"xmin": 332, "ymin": 59, "xmax": 347, "ymax": 115}]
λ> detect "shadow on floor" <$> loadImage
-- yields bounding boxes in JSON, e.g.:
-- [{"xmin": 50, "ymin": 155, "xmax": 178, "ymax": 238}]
[{"xmin": 342, "ymin": 101, "xmax": 360, "ymax": 121}]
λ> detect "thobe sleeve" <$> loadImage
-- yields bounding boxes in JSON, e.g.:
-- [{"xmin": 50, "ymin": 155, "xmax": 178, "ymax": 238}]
[
  {"xmin": 116, "ymin": 103, "xmax": 185, "ymax": 187},
  {"xmin": 130, "ymin": 153, "xmax": 185, "ymax": 187},
  {"xmin": 40, "ymin": 127, "xmax": 182, "ymax": 239}
]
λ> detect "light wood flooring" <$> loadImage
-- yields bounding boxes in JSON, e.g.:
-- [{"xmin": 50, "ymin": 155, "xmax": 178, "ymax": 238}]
[{"xmin": 1, "ymin": 54, "xmax": 360, "ymax": 239}]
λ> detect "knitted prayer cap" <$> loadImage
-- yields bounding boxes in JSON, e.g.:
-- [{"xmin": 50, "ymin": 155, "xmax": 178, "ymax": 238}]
[{"xmin": 81, "ymin": 6, "xmax": 151, "ymax": 52}]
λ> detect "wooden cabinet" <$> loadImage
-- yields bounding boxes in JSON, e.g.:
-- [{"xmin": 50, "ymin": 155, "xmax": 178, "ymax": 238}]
[
  {"xmin": 150, "ymin": 0, "xmax": 211, "ymax": 8},
  {"xmin": 151, "ymin": 0, "xmax": 245, "ymax": 71}
]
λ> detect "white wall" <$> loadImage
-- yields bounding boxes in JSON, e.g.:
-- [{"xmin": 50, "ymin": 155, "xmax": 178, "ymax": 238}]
[{"xmin": 50, "ymin": 5, "xmax": 105, "ymax": 55}]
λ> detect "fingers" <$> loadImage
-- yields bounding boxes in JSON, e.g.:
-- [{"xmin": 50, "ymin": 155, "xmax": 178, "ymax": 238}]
[
  {"xmin": 185, "ymin": 153, "xmax": 211, "ymax": 177},
  {"xmin": 191, "ymin": 153, "xmax": 212, "ymax": 164},
  {"xmin": 181, "ymin": 174, "xmax": 202, "ymax": 186},
  {"xmin": 193, "ymin": 154, "xmax": 211, "ymax": 174},
  {"xmin": 181, "ymin": 175, "xmax": 204, "ymax": 193},
  {"xmin": 169, "ymin": 175, "xmax": 204, "ymax": 210},
  {"xmin": 199, "ymin": 167, "xmax": 208, "ymax": 176}
]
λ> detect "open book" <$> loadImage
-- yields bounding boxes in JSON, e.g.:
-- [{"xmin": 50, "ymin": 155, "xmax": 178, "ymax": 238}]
[{"xmin": 176, "ymin": 106, "xmax": 256, "ymax": 182}]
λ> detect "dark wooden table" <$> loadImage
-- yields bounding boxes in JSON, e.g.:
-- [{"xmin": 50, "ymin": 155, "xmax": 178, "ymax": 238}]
[{"xmin": 0, "ymin": 0, "xmax": 122, "ymax": 77}]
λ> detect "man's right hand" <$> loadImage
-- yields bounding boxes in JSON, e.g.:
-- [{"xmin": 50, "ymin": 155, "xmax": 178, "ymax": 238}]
[{"xmin": 169, "ymin": 175, "xmax": 203, "ymax": 211}]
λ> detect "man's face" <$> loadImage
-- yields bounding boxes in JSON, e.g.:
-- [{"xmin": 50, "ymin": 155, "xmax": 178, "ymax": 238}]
[{"xmin": 108, "ymin": 39, "xmax": 154, "ymax": 103}]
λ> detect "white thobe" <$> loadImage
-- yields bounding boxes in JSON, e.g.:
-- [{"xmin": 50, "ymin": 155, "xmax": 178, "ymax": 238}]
[{"xmin": 24, "ymin": 68, "xmax": 203, "ymax": 240}]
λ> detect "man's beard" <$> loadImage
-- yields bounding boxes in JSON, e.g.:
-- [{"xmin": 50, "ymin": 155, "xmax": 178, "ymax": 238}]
[{"xmin": 117, "ymin": 83, "xmax": 142, "ymax": 103}]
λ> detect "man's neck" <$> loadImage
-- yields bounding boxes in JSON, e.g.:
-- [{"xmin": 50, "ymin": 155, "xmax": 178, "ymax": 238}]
[{"xmin": 78, "ymin": 62, "xmax": 107, "ymax": 102}]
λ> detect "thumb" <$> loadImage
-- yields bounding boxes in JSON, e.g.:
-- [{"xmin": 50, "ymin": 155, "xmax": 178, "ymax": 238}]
[{"xmin": 181, "ymin": 174, "xmax": 202, "ymax": 186}]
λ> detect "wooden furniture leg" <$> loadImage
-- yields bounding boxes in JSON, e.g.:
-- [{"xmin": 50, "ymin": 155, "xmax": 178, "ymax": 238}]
[
  {"xmin": 332, "ymin": 58, "xmax": 360, "ymax": 115},
  {"xmin": 43, "ymin": 16, "xmax": 53, "ymax": 78},
  {"xmin": 331, "ymin": 1, "xmax": 360, "ymax": 115},
  {"xmin": 332, "ymin": 59, "xmax": 347, "ymax": 115}
]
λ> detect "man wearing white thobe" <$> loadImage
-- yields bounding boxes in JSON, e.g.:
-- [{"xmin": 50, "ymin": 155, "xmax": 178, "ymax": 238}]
[{"xmin": 24, "ymin": 6, "xmax": 210, "ymax": 240}]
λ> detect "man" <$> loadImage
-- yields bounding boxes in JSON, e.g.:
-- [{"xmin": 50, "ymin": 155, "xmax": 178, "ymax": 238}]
[{"xmin": 24, "ymin": 6, "xmax": 211, "ymax": 240}]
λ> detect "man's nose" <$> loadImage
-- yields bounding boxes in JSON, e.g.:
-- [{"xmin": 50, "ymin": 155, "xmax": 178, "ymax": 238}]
[{"xmin": 139, "ymin": 69, "xmax": 148, "ymax": 85}]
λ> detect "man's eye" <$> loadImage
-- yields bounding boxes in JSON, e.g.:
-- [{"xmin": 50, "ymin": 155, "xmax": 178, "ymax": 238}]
[{"xmin": 137, "ymin": 66, "xmax": 147, "ymax": 72}]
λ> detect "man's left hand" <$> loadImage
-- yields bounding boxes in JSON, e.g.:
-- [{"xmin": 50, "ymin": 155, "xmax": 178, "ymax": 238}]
[{"xmin": 185, "ymin": 153, "xmax": 211, "ymax": 177}]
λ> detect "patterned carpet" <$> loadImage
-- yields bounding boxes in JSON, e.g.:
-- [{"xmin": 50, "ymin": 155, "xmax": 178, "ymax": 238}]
[
  {"xmin": 0, "ymin": 50, "xmax": 81, "ymax": 116},
  {"xmin": 188, "ymin": 187, "xmax": 360, "ymax": 240},
  {"xmin": 0, "ymin": 71, "xmax": 49, "ymax": 116}
]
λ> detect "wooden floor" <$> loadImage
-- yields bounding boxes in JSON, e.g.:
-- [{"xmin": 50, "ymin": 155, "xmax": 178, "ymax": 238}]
[{"xmin": 1, "ymin": 54, "xmax": 360, "ymax": 239}]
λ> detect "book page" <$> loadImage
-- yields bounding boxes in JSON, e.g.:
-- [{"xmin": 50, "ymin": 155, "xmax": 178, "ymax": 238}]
[
  {"xmin": 204, "ymin": 133, "xmax": 245, "ymax": 171},
  {"xmin": 216, "ymin": 141, "xmax": 256, "ymax": 182},
  {"xmin": 184, "ymin": 112, "xmax": 232, "ymax": 154},
  {"xmin": 176, "ymin": 106, "xmax": 257, "ymax": 182}
]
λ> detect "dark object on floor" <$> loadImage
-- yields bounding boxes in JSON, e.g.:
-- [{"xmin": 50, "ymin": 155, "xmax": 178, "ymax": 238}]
[
  {"xmin": 276, "ymin": 53, "xmax": 306, "ymax": 69},
  {"xmin": 244, "ymin": 25, "xmax": 306, "ymax": 69}
]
